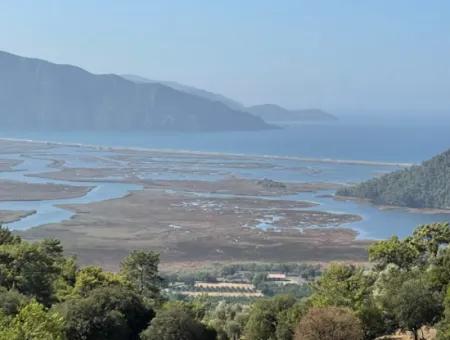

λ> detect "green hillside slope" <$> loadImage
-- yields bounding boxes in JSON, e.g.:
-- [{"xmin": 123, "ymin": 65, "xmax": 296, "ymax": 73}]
[{"xmin": 337, "ymin": 149, "xmax": 450, "ymax": 209}]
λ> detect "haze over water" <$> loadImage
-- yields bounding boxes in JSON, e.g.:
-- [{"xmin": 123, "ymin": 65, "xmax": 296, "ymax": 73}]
[{"xmin": 1, "ymin": 117, "xmax": 449, "ymax": 163}]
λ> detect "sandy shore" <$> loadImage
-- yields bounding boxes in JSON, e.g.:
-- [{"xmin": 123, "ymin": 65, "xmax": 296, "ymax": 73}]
[{"xmin": 0, "ymin": 137, "xmax": 412, "ymax": 167}]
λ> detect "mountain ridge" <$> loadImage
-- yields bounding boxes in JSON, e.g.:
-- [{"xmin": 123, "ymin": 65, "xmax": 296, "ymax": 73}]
[
  {"xmin": 122, "ymin": 75, "xmax": 336, "ymax": 122},
  {"xmin": 0, "ymin": 50, "xmax": 270, "ymax": 132},
  {"xmin": 121, "ymin": 74, "xmax": 245, "ymax": 111}
]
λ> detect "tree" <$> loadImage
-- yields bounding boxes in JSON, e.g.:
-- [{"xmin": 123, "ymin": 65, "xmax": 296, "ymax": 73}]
[
  {"xmin": 244, "ymin": 303, "xmax": 277, "ymax": 340},
  {"xmin": 71, "ymin": 265, "xmax": 125, "ymax": 297},
  {"xmin": 120, "ymin": 250, "xmax": 161, "ymax": 300},
  {"xmin": 59, "ymin": 285, "xmax": 154, "ymax": 340},
  {"xmin": 140, "ymin": 303, "xmax": 216, "ymax": 340},
  {"xmin": 53, "ymin": 255, "xmax": 78, "ymax": 301},
  {"xmin": 0, "ymin": 235, "xmax": 76, "ymax": 306},
  {"xmin": 204, "ymin": 301, "xmax": 249, "ymax": 340},
  {"xmin": 310, "ymin": 263, "xmax": 374, "ymax": 309},
  {"xmin": 252, "ymin": 272, "xmax": 267, "ymax": 288},
  {"xmin": 40, "ymin": 238, "xmax": 64, "ymax": 258},
  {"xmin": 390, "ymin": 278, "xmax": 443, "ymax": 340},
  {"xmin": 243, "ymin": 295, "xmax": 299, "ymax": 340},
  {"xmin": 356, "ymin": 297, "xmax": 388, "ymax": 340},
  {"xmin": 311, "ymin": 263, "xmax": 386, "ymax": 339},
  {"xmin": 189, "ymin": 296, "xmax": 214, "ymax": 321},
  {"xmin": 0, "ymin": 288, "xmax": 29, "ymax": 316},
  {"xmin": 438, "ymin": 285, "xmax": 450, "ymax": 340},
  {"xmin": 0, "ymin": 226, "xmax": 21, "ymax": 245},
  {"xmin": 38, "ymin": 239, "xmax": 79, "ymax": 302},
  {"xmin": 368, "ymin": 236, "xmax": 419, "ymax": 270},
  {"xmin": 0, "ymin": 300, "xmax": 65, "ymax": 340},
  {"xmin": 0, "ymin": 241, "xmax": 62, "ymax": 305},
  {"xmin": 294, "ymin": 307, "xmax": 363, "ymax": 340},
  {"xmin": 275, "ymin": 301, "xmax": 309, "ymax": 340},
  {"xmin": 411, "ymin": 223, "xmax": 450, "ymax": 258},
  {"xmin": 427, "ymin": 247, "xmax": 450, "ymax": 293}
]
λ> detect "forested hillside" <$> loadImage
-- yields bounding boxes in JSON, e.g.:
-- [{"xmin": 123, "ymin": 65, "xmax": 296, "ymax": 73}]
[
  {"xmin": 337, "ymin": 149, "xmax": 450, "ymax": 209},
  {"xmin": 0, "ymin": 223, "xmax": 449, "ymax": 339}
]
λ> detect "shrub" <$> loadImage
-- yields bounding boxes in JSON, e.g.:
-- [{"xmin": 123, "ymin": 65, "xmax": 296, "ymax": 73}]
[{"xmin": 294, "ymin": 307, "xmax": 363, "ymax": 340}]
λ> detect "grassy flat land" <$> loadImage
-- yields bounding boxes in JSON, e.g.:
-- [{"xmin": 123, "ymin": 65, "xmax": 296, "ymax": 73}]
[{"xmin": 20, "ymin": 187, "xmax": 368, "ymax": 271}]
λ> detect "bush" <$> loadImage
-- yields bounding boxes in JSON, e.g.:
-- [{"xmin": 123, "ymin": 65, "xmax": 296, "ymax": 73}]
[
  {"xmin": 59, "ymin": 286, "xmax": 154, "ymax": 340},
  {"xmin": 0, "ymin": 301, "xmax": 65, "ymax": 340},
  {"xmin": 294, "ymin": 307, "xmax": 363, "ymax": 340},
  {"xmin": 140, "ymin": 303, "xmax": 216, "ymax": 340}
]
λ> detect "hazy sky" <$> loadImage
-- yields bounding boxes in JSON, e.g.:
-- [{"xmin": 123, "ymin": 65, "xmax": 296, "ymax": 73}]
[{"xmin": 1, "ymin": 0, "xmax": 450, "ymax": 114}]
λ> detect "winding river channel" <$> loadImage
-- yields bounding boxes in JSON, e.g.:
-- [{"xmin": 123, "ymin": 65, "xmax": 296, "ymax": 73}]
[
  {"xmin": 0, "ymin": 147, "xmax": 141, "ymax": 230},
  {"xmin": 0, "ymin": 140, "xmax": 449, "ymax": 239}
]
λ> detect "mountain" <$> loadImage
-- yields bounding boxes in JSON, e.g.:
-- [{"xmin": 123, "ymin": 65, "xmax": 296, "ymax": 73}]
[
  {"xmin": 0, "ymin": 51, "xmax": 270, "ymax": 131},
  {"xmin": 337, "ymin": 149, "xmax": 450, "ymax": 209},
  {"xmin": 122, "ymin": 74, "xmax": 245, "ymax": 111},
  {"xmin": 246, "ymin": 104, "xmax": 337, "ymax": 122},
  {"xmin": 122, "ymin": 75, "xmax": 336, "ymax": 123}
]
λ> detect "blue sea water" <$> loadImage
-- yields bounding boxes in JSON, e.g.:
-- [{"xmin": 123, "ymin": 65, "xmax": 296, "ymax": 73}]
[{"xmin": 1, "ymin": 120, "xmax": 449, "ymax": 163}]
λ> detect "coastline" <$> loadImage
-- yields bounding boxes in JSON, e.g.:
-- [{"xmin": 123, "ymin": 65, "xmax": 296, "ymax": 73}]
[
  {"xmin": 0, "ymin": 137, "xmax": 413, "ymax": 168},
  {"xmin": 0, "ymin": 209, "xmax": 36, "ymax": 224},
  {"xmin": 334, "ymin": 195, "xmax": 450, "ymax": 216}
]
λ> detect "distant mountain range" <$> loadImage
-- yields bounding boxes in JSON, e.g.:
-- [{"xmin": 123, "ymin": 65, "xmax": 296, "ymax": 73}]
[
  {"xmin": 121, "ymin": 74, "xmax": 245, "ymax": 111},
  {"xmin": 337, "ymin": 149, "xmax": 450, "ymax": 210},
  {"xmin": 246, "ymin": 104, "xmax": 337, "ymax": 122},
  {"xmin": 0, "ymin": 51, "xmax": 270, "ymax": 131},
  {"xmin": 123, "ymin": 75, "xmax": 337, "ymax": 123},
  {"xmin": 0, "ymin": 50, "xmax": 335, "ymax": 132}
]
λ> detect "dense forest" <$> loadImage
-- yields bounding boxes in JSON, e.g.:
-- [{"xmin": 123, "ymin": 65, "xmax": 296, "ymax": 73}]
[
  {"xmin": 0, "ymin": 222, "xmax": 449, "ymax": 339},
  {"xmin": 337, "ymin": 149, "xmax": 450, "ymax": 209}
]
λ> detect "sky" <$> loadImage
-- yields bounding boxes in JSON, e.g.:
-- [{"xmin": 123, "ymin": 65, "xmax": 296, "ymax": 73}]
[{"xmin": 1, "ymin": 0, "xmax": 450, "ymax": 115}]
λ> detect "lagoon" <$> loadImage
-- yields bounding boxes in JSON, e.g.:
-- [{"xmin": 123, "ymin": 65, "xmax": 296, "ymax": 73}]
[{"xmin": 0, "ymin": 120, "xmax": 449, "ymax": 238}]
